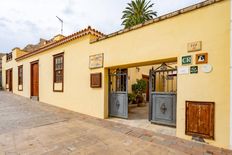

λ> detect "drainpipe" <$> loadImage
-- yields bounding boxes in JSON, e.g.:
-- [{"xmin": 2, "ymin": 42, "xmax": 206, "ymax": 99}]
[{"xmin": 230, "ymin": 0, "xmax": 232, "ymax": 149}]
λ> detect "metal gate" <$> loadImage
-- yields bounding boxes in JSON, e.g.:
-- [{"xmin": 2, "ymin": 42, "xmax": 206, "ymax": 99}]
[
  {"xmin": 109, "ymin": 69, "xmax": 128, "ymax": 118},
  {"xmin": 149, "ymin": 63, "xmax": 177, "ymax": 127}
]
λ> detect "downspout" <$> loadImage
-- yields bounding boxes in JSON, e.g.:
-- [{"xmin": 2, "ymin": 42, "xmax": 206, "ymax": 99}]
[{"xmin": 230, "ymin": 0, "xmax": 232, "ymax": 149}]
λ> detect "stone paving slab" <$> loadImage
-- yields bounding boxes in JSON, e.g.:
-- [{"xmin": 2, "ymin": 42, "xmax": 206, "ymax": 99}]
[{"xmin": 0, "ymin": 91, "xmax": 232, "ymax": 155}]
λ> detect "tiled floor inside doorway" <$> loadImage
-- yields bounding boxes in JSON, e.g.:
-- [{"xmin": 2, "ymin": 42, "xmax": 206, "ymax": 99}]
[{"xmin": 109, "ymin": 103, "xmax": 176, "ymax": 136}]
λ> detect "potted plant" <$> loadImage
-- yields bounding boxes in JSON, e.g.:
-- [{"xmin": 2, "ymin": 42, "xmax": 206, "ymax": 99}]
[
  {"xmin": 128, "ymin": 93, "xmax": 136, "ymax": 104},
  {"xmin": 132, "ymin": 79, "xmax": 147, "ymax": 107},
  {"xmin": 128, "ymin": 93, "xmax": 137, "ymax": 112}
]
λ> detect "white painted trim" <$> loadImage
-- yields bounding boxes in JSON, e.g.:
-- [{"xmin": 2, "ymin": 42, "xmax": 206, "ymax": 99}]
[{"xmin": 230, "ymin": 0, "xmax": 232, "ymax": 149}]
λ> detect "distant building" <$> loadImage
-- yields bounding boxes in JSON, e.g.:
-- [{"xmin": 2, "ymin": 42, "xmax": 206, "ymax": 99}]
[{"xmin": 0, "ymin": 53, "xmax": 5, "ymax": 89}]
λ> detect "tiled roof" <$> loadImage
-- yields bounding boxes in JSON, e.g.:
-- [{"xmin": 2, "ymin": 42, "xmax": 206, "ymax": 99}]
[
  {"xmin": 16, "ymin": 26, "xmax": 104, "ymax": 61},
  {"xmin": 90, "ymin": 0, "xmax": 224, "ymax": 43}
]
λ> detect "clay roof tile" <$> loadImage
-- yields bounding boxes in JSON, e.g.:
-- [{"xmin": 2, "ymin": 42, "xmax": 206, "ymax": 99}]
[{"xmin": 16, "ymin": 27, "xmax": 105, "ymax": 61}]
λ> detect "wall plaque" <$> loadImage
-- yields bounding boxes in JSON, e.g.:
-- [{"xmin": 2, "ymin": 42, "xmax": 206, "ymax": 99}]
[
  {"xmin": 188, "ymin": 41, "xmax": 202, "ymax": 52},
  {"xmin": 178, "ymin": 66, "xmax": 189, "ymax": 75},
  {"xmin": 89, "ymin": 53, "xmax": 104, "ymax": 69},
  {"xmin": 190, "ymin": 66, "xmax": 198, "ymax": 74},
  {"xmin": 90, "ymin": 73, "xmax": 102, "ymax": 88},
  {"xmin": 196, "ymin": 53, "xmax": 208, "ymax": 64},
  {"xmin": 182, "ymin": 55, "xmax": 192, "ymax": 65},
  {"xmin": 201, "ymin": 64, "xmax": 213, "ymax": 73}
]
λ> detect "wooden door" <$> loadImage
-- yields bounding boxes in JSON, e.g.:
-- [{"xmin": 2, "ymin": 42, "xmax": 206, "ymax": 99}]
[
  {"xmin": 186, "ymin": 101, "xmax": 214, "ymax": 139},
  {"xmin": 9, "ymin": 69, "xmax": 13, "ymax": 92},
  {"xmin": 31, "ymin": 62, "xmax": 39, "ymax": 97}
]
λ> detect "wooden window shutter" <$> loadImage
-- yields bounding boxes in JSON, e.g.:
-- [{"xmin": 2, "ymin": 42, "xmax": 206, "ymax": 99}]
[
  {"xmin": 185, "ymin": 101, "xmax": 214, "ymax": 140},
  {"xmin": 90, "ymin": 73, "xmax": 102, "ymax": 88}
]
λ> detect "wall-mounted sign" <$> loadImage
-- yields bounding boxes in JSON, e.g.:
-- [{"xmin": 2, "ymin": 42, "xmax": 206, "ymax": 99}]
[
  {"xmin": 201, "ymin": 64, "xmax": 213, "ymax": 73},
  {"xmin": 89, "ymin": 53, "xmax": 104, "ymax": 69},
  {"xmin": 178, "ymin": 66, "xmax": 189, "ymax": 75},
  {"xmin": 190, "ymin": 66, "xmax": 198, "ymax": 74},
  {"xmin": 196, "ymin": 53, "xmax": 208, "ymax": 64},
  {"xmin": 182, "ymin": 55, "xmax": 192, "ymax": 65},
  {"xmin": 90, "ymin": 73, "xmax": 102, "ymax": 88},
  {"xmin": 188, "ymin": 41, "xmax": 202, "ymax": 52}
]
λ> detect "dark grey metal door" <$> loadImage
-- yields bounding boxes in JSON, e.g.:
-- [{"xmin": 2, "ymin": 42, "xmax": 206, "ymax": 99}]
[
  {"xmin": 109, "ymin": 69, "xmax": 128, "ymax": 118},
  {"xmin": 149, "ymin": 63, "xmax": 177, "ymax": 127}
]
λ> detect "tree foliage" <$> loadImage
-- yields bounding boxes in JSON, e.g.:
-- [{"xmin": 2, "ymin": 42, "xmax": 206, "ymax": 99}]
[{"xmin": 122, "ymin": 0, "xmax": 157, "ymax": 28}]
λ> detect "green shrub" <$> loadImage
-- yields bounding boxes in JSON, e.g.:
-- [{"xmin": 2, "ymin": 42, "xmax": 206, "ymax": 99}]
[
  {"xmin": 128, "ymin": 93, "xmax": 136, "ymax": 104},
  {"xmin": 131, "ymin": 79, "xmax": 147, "ymax": 104},
  {"xmin": 132, "ymin": 79, "xmax": 147, "ymax": 95}
]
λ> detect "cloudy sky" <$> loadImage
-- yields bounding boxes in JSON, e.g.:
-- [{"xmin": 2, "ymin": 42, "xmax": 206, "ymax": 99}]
[{"xmin": 0, "ymin": 0, "xmax": 204, "ymax": 53}]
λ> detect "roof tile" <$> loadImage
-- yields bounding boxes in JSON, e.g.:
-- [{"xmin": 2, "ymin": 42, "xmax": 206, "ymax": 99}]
[{"xmin": 16, "ymin": 26, "xmax": 104, "ymax": 61}]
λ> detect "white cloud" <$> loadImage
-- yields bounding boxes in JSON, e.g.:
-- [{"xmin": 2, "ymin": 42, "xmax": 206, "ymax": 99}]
[{"xmin": 0, "ymin": 0, "xmax": 204, "ymax": 52}]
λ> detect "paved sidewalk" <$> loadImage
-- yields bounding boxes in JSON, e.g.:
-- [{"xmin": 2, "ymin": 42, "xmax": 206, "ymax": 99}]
[
  {"xmin": 109, "ymin": 104, "xmax": 176, "ymax": 136},
  {"xmin": 0, "ymin": 91, "xmax": 231, "ymax": 155}
]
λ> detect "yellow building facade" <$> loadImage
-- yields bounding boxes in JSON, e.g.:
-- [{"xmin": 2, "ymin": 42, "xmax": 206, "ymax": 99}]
[{"xmin": 1, "ymin": 0, "xmax": 231, "ymax": 149}]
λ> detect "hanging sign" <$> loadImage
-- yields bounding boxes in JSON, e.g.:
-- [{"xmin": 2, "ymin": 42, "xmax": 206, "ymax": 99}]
[
  {"xmin": 188, "ymin": 41, "xmax": 202, "ymax": 52},
  {"xmin": 89, "ymin": 53, "xmax": 104, "ymax": 69},
  {"xmin": 190, "ymin": 66, "xmax": 198, "ymax": 74},
  {"xmin": 182, "ymin": 55, "xmax": 192, "ymax": 65}
]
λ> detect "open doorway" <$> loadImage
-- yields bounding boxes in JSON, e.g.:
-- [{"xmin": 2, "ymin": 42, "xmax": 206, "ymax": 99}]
[{"xmin": 108, "ymin": 62, "xmax": 177, "ymax": 136}]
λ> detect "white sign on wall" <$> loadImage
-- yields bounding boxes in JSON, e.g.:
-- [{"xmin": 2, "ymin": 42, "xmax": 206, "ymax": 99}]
[
  {"xmin": 89, "ymin": 53, "xmax": 104, "ymax": 69},
  {"xmin": 178, "ymin": 66, "xmax": 189, "ymax": 75},
  {"xmin": 201, "ymin": 64, "xmax": 213, "ymax": 73},
  {"xmin": 187, "ymin": 41, "xmax": 202, "ymax": 52}
]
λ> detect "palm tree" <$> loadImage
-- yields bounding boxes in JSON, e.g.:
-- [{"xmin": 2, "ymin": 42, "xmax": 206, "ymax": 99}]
[{"xmin": 122, "ymin": 0, "xmax": 157, "ymax": 28}]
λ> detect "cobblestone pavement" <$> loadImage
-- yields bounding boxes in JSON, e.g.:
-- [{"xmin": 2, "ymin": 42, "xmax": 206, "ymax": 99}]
[{"xmin": 0, "ymin": 91, "xmax": 231, "ymax": 155}]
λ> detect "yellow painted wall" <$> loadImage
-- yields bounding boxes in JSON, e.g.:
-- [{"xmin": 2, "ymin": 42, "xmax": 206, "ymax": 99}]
[
  {"xmin": 128, "ymin": 66, "xmax": 151, "ymax": 93},
  {"xmin": 89, "ymin": 0, "xmax": 230, "ymax": 148},
  {"xmin": 16, "ymin": 50, "xmax": 27, "ymax": 58},
  {"xmin": 1, "ymin": 0, "xmax": 230, "ymax": 149},
  {"xmin": 2, "ymin": 48, "xmax": 27, "ymax": 95},
  {"xmin": 2, "ymin": 36, "xmax": 105, "ymax": 118}
]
